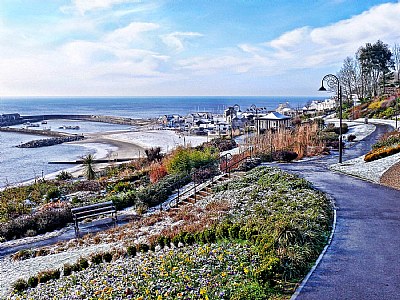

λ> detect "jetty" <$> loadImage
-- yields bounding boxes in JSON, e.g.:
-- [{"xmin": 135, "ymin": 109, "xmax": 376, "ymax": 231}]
[
  {"xmin": 0, "ymin": 127, "xmax": 71, "ymax": 137},
  {"xmin": 17, "ymin": 136, "xmax": 85, "ymax": 148},
  {"xmin": 0, "ymin": 114, "xmax": 155, "ymax": 127},
  {"xmin": 49, "ymin": 158, "xmax": 136, "ymax": 164}
]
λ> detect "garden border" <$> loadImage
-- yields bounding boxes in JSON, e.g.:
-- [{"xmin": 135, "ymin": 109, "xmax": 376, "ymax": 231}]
[{"xmin": 290, "ymin": 195, "xmax": 337, "ymax": 299}]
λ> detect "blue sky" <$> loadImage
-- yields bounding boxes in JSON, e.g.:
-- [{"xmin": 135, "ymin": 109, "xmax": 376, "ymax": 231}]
[{"xmin": 0, "ymin": 0, "xmax": 399, "ymax": 96}]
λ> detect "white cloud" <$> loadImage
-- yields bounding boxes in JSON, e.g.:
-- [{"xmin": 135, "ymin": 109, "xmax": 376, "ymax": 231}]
[
  {"xmin": 105, "ymin": 22, "xmax": 159, "ymax": 44},
  {"xmin": 63, "ymin": 0, "xmax": 138, "ymax": 15},
  {"xmin": 161, "ymin": 32, "xmax": 203, "ymax": 52},
  {"xmin": 178, "ymin": 2, "xmax": 400, "ymax": 76}
]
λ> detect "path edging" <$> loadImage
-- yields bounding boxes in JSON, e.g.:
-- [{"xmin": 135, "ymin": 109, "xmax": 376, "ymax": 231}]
[{"xmin": 290, "ymin": 197, "xmax": 337, "ymax": 299}]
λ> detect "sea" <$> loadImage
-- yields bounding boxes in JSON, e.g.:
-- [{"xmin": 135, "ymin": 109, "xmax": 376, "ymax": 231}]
[{"xmin": 0, "ymin": 96, "xmax": 321, "ymax": 187}]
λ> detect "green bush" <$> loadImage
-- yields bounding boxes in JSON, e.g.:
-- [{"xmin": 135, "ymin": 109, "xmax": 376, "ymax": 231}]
[
  {"xmin": 372, "ymin": 132, "xmax": 400, "ymax": 149},
  {"xmin": 0, "ymin": 204, "xmax": 72, "ymax": 241},
  {"xmin": 90, "ymin": 253, "xmax": 103, "ymax": 265},
  {"xmin": 102, "ymin": 252, "xmax": 113, "ymax": 263},
  {"xmin": 45, "ymin": 187, "xmax": 61, "ymax": 201},
  {"xmin": 164, "ymin": 146, "xmax": 218, "ymax": 174},
  {"xmin": 27, "ymin": 276, "xmax": 38, "ymax": 288},
  {"xmin": 138, "ymin": 244, "xmax": 150, "ymax": 252},
  {"xmin": 63, "ymin": 263, "xmax": 73, "ymax": 276},
  {"xmin": 156, "ymin": 236, "xmax": 165, "ymax": 248},
  {"xmin": 127, "ymin": 245, "xmax": 137, "ymax": 257},
  {"xmin": 38, "ymin": 270, "xmax": 60, "ymax": 283},
  {"xmin": 230, "ymin": 282, "xmax": 269, "ymax": 300},
  {"xmin": 12, "ymin": 278, "xmax": 28, "ymax": 293},
  {"xmin": 56, "ymin": 171, "xmax": 73, "ymax": 181}
]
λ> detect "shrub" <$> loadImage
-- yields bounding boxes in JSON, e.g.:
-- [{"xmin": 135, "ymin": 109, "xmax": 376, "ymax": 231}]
[
  {"xmin": 156, "ymin": 236, "xmax": 165, "ymax": 248},
  {"xmin": 230, "ymin": 283, "xmax": 268, "ymax": 300},
  {"xmin": 102, "ymin": 252, "xmax": 113, "ymax": 263},
  {"xmin": 164, "ymin": 146, "xmax": 218, "ymax": 174},
  {"xmin": 149, "ymin": 162, "xmax": 168, "ymax": 183},
  {"xmin": 45, "ymin": 187, "xmax": 61, "ymax": 201},
  {"xmin": 273, "ymin": 151, "xmax": 298, "ymax": 162},
  {"xmin": 56, "ymin": 171, "xmax": 73, "ymax": 181},
  {"xmin": 183, "ymin": 232, "xmax": 195, "ymax": 245},
  {"xmin": 71, "ymin": 257, "xmax": 89, "ymax": 271},
  {"xmin": 63, "ymin": 263, "xmax": 73, "ymax": 276},
  {"xmin": 372, "ymin": 131, "xmax": 400, "ymax": 149},
  {"xmin": 127, "ymin": 245, "xmax": 137, "ymax": 257},
  {"xmin": 0, "ymin": 202, "xmax": 72, "ymax": 241},
  {"xmin": 138, "ymin": 244, "xmax": 150, "ymax": 252},
  {"xmin": 145, "ymin": 147, "xmax": 163, "ymax": 162},
  {"xmin": 364, "ymin": 144, "xmax": 400, "ymax": 162},
  {"xmin": 192, "ymin": 165, "xmax": 219, "ymax": 183},
  {"xmin": 197, "ymin": 138, "xmax": 236, "ymax": 152},
  {"xmin": 347, "ymin": 134, "xmax": 356, "ymax": 142},
  {"xmin": 228, "ymin": 224, "xmax": 241, "ymax": 239},
  {"xmin": 12, "ymin": 249, "xmax": 33, "ymax": 261},
  {"xmin": 38, "ymin": 270, "xmax": 60, "ymax": 283},
  {"xmin": 172, "ymin": 235, "xmax": 180, "ymax": 247},
  {"xmin": 27, "ymin": 276, "xmax": 38, "ymax": 288},
  {"xmin": 90, "ymin": 253, "xmax": 103, "ymax": 265},
  {"xmin": 12, "ymin": 278, "xmax": 28, "ymax": 293}
]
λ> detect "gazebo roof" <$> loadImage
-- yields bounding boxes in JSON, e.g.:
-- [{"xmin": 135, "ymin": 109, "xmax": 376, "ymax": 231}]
[{"xmin": 257, "ymin": 111, "xmax": 291, "ymax": 120}]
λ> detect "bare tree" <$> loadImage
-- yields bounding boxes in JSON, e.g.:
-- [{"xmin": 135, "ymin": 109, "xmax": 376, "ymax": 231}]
[
  {"xmin": 393, "ymin": 43, "xmax": 400, "ymax": 85},
  {"xmin": 338, "ymin": 56, "xmax": 363, "ymax": 100}
]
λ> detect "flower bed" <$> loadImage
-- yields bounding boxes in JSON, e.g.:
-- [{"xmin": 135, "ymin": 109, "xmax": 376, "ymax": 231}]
[{"xmin": 9, "ymin": 167, "xmax": 333, "ymax": 299}]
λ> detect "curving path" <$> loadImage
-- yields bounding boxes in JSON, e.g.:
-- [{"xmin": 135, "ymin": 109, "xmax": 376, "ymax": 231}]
[{"xmin": 275, "ymin": 124, "xmax": 400, "ymax": 300}]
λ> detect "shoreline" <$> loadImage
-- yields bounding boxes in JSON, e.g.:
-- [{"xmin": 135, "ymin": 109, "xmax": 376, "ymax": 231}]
[{"xmin": 19, "ymin": 128, "xmax": 209, "ymax": 183}]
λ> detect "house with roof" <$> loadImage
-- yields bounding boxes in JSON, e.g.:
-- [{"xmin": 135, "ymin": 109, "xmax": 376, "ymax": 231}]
[{"xmin": 255, "ymin": 111, "xmax": 291, "ymax": 133}]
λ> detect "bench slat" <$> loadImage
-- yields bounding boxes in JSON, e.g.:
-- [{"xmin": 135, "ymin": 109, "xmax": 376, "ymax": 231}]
[
  {"xmin": 71, "ymin": 201, "xmax": 114, "ymax": 214},
  {"xmin": 75, "ymin": 210, "xmax": 116, "ymax": 221},
  {"xmin": 71, "ymin": 201, "xmax": 117, "ymax": 237}
]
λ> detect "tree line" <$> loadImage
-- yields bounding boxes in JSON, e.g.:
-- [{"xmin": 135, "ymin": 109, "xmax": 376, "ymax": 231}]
[{"xmin": 337, "ymin": 40, "xmax": 400, "ymax": 100}]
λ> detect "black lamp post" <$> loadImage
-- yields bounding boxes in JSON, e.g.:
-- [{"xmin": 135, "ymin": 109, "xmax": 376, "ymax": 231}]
[
  {"xmin": 250, "ymin": 104, "xmax": 261, "ymax": 135},
  {"xmin": 319, "ymin": 74, "xmax": 343, "ymax": 163}
]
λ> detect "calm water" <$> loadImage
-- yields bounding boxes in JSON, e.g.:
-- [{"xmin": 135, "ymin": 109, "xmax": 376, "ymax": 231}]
[{"xmin": 0, "ymin": 96, "xmax": 321, "ymax": 187}]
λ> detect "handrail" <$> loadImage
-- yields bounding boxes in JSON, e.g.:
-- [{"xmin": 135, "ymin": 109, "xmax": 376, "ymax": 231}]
[{"xmin": 164, "ymin": 146, "xmax": 253, "ymax": 210}]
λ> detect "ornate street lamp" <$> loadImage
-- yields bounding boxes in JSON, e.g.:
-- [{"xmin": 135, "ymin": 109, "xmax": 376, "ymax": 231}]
[
  {"xmin": 250, "ymin": 104, "xmax": 261, "ymax": 135},
  {"xmin": 319, "ymin": 74, "xmax": 343, "ymax": 163}
]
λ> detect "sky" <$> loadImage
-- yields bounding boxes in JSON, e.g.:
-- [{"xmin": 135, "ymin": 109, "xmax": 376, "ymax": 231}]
[{"xmin": 0, "ymin": 0, "xmax": 400, "ymax": 97}]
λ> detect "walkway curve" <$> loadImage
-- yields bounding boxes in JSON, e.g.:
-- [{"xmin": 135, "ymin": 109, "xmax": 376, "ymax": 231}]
[{"xmin": 277, "ymin": 124, "xmax": 400, "ymax": 300}]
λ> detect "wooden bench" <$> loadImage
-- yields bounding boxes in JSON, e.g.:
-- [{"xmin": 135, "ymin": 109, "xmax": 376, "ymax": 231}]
[{"xmin": 71, "ymin": 201, "xmax": 117, "ymax": 237}]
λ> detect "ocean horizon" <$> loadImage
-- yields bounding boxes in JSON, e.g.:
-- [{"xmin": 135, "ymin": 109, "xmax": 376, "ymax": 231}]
[{"xmin": 0, "ymin": 96, "xmax": 323, "ymax": 187}]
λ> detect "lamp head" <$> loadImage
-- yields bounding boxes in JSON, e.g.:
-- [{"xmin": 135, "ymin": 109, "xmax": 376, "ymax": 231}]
[{"xmin": 318, "ymin": 83, "xmax": 327, "ymax": 91}]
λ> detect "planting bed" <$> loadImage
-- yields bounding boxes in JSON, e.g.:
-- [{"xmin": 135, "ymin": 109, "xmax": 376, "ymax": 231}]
[{"xmin": 7, "ymin": 167, "xmax": 333, "ymax": 299}]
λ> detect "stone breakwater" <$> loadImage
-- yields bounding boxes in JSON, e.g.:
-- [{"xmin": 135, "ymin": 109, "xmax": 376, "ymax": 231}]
[{"xmin": 16, "ymin": 136, "xmax": 85, "ymax": 148}]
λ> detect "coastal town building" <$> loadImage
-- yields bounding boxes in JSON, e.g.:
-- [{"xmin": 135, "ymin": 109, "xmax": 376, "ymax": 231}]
[
  {"xmin": 255, "ymin": 112, "xmax": 291, "ymax": 133},
  {"xmin": 276, "ymin": 102, "xmax": 297, "ymax": 117},
  {"xmin": 302, "ymin": 98, "xmax": 337, "ymax": 114}
]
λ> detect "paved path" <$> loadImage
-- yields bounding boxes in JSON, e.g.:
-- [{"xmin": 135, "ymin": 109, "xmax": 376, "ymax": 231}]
[{"xmin": 276, "ymin": 124, "xmax": 400, "ymax": 299}]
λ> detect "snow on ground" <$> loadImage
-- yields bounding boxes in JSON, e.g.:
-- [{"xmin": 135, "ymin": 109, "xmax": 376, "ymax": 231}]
[
  {"xmin": 325, "ymin": 119, "xmax": 376, "ymax": 142},
  {"xmin": 0, "ymin": 243, "xmax": 118, "ymax": 298},
  {"xmin": 330, "ymin": 153, "xmax": 400, "ymax": 183},
  {"xmin": 326, "ymin": 118, "xmax": 400, "ymax": 183}
]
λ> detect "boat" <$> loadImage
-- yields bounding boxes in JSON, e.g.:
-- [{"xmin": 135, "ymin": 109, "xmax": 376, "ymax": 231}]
[
  {"xmin": 58, "ymin": 125, "xmax": 80, "ymax": 130},
  {"xmin": 41, "ymin": 121, "xmax": 47, "ymax": 124}
]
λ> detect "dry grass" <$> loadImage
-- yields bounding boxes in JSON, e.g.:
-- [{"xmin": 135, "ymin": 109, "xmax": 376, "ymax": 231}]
[{"xmin": 250, "ymin": 123, "xmax": 326, "ymax": 159}]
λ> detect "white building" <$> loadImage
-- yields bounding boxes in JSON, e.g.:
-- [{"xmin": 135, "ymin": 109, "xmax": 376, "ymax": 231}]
[{"xmin": 256, "ymin": 112, "xmax": 291, "ymax": 133}]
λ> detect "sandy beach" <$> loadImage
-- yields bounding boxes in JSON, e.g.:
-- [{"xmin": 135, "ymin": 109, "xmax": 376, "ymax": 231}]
[{"xmin": 64, "ymin": 128, "xmax": 209, "ymax": 178}]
